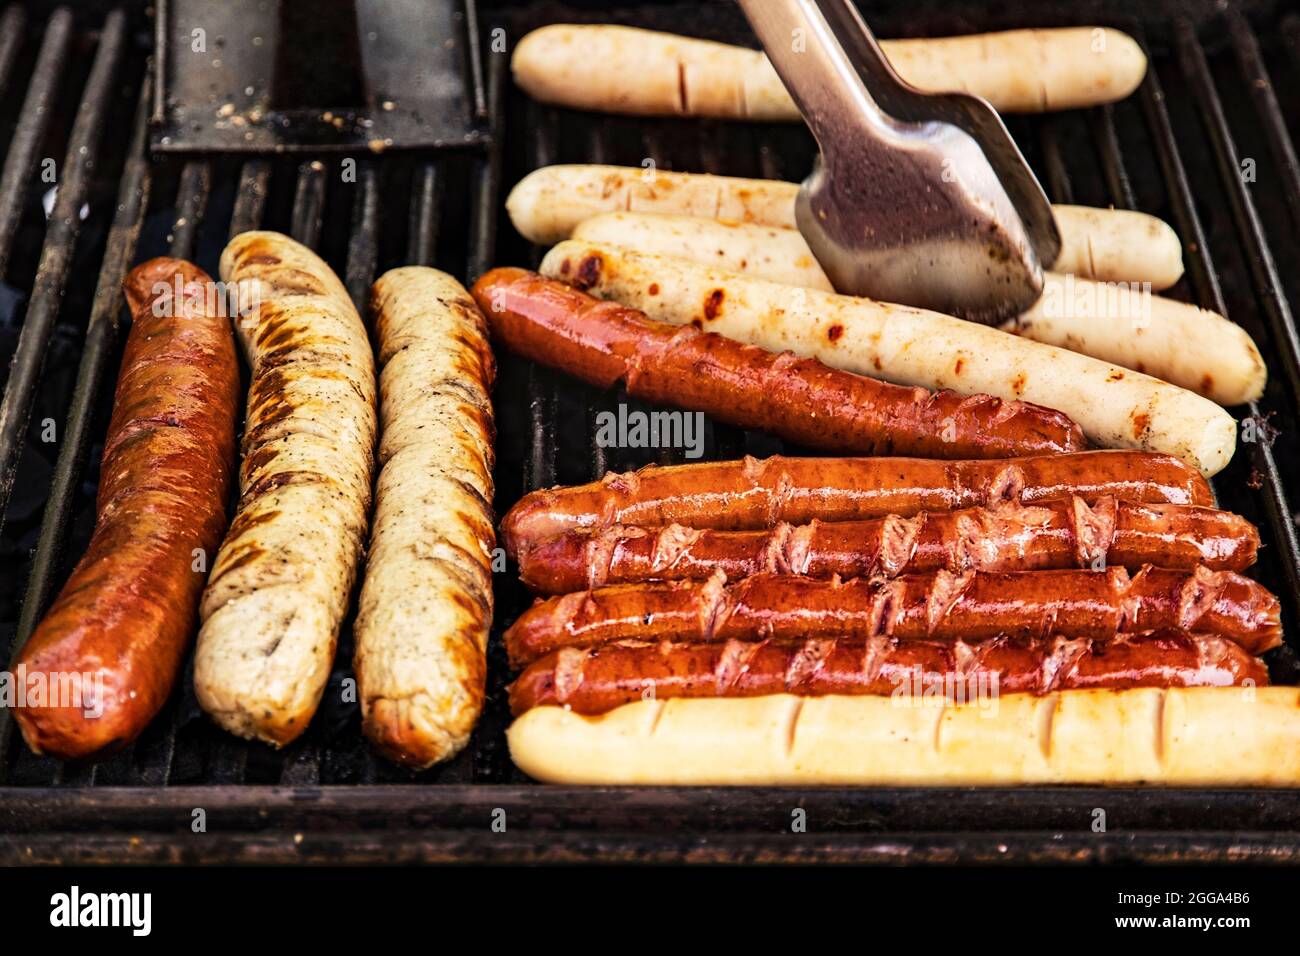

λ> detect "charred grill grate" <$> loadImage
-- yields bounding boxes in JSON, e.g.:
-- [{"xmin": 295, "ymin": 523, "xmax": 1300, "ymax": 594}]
[{"xmin": 0, "ymin": 0, "xmax": 1299, "ymax": 862}]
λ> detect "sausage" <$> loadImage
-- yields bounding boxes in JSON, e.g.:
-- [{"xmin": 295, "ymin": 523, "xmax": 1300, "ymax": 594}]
[
  {"xmin": 540, "ymin": 239, "xmax": 1238, "ymax": 475},
  {"xmin": 353, "ymin": 267, "xmax": 496, "ymax": 769},
  {"xmin": 194, "ymin": 231, "xmax": 377, "ymax": 746},
  {"xmin": 503, "ymin": 566, "xmax": 1281, "ymax": 666},
  {"xmin": 12, "ymin": 259, "xmax": 239, "ymax": 759},
  {"xmin": 500, "ymin": 450, "xmax": 1214, "ymax": 559},
  {"xmin": 517, "ymin": 496, "xmax": 1260, "ymax": 594},
  {"xmin": 509, "ymin": 631, "xmax": 1269, "ymax": 716},
  {"xmin": 507, "ymin": 689, "xmax": 1300, "ymax": 786},
  {"xmin": 471, "ymin": 268, "xmax": 1085, "ymax": 461},
  {"xmin": 511, "ymin": 26, "xmax": 1148, "ymax": 120}
]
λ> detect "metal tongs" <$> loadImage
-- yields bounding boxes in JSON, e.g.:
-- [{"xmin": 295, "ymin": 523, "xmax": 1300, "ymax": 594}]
[{"xmin": 738, "ymin": 0, "xmax": 1059, "ymax": 323}]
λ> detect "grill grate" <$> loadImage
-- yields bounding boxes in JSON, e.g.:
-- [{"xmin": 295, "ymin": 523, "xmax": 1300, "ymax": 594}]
[{"xmin": 1, "ymin": 1, "xmax": 1299, "ymax": 861}]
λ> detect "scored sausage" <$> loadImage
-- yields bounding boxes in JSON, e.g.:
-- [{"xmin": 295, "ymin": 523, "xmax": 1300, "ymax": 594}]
[
  {"xmin": 517, "ymin": 496, "xmax": 1260, "ymax": 593},
  {"xmin": 500, "ymin": 450, "xmax": 1214, "ymax": 559},
  {"xmin": 503, "ymin": 566, "xmax": 1282, "ymax": 666},
  {"xmin": 194, "ymin": 231, "xmax": 377, "ymax": 746},
  {"xmin": 12, "ymin": 259, "xmax": 239, "ymax": 759},
  {"xmin": 472, "ymin": 268, "xmax": 1085, "ymax": 461},
  {"xmin": 509, "ymin": 631, "xmax": 1269, "ymax": 716}
]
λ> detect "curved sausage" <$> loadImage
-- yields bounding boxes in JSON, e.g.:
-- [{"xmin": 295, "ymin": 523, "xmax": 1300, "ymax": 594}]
[
  {"xmin": 509, "ymin": 631, "xmax": 1269, "ymax": 716},
  {"xmin": 195, "ymin": 231, "xmax": 376, "ymax": 746},
  {"xmin": 12, "ymin": 259, "xmax": 239, "ymax": 759},
  {"xmin": 472, "ymin": 268, "xmax": 1084, "ymax": 461},
  {"xmin": 517, "ymin": 496, "xmax": 1260, "ymax": 593},
  {"xmin": 504, "ymin": 566, "xmax": 1281, "ymax": 666},
  {"xmin": 500, "ymin": 450, "xmax": 1213, "ymax": 558}
]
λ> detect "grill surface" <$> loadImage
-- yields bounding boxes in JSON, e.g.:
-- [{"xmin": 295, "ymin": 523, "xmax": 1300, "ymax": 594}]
[{"xmin": 2, "ymin": 0, "xmax": 1300, "ymax": 863}]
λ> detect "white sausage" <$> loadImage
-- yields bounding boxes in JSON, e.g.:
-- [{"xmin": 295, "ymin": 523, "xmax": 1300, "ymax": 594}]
[
  {"xmin": 573, "ymin": 212, "xmax": 1260, "ymax": 405},
  {"xmin": 195, "ymin": 231, "xmax": 377, "ymax": 746},
  {"xmin": 508, "ymin": 164, "xmax": 1184, "ymax": 288},
  {"xmin": 353, "ymin": 267, "xmax": 496, "ymax": 769},
  {"xmin": 512, "ymin": 24, "xmax": 1148, "ymax": 117}
]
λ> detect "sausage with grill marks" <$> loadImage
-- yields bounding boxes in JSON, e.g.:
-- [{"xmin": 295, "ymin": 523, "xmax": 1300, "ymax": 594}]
[
  {"xmin": 353, "ymin": 267, "xmax": 496, "ymax": 769},
  {"xmin": 499, "ymin": 450, "xmax": 1213, "ymax": 559},
  {"xmin": 503, "ymin": 566, "xmax": 1281, "ymax": 666},
  {"xmin": 472, "ymin": 268, "xmax": 1085, "ymax": 464},
  {"xmin": 517, "ymin": 496, "xmax": 1260, "ymax": 593},
  {"xmin": 12, "ymin": 259, "xmax": 240, "ymax": 759},
  {"xmin": 508, "ymin": 631, "xmax": 1269, "ymax": 716},
  {"xmin": 194, "ymin": 231, "xmax": 377, "ymax": 746}
]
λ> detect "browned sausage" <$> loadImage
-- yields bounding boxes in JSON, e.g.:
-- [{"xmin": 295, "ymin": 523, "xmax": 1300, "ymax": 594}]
[
  {"xmin": 509, "ymin": 631, "xmax": 1269, "ymax": 715},
  {"xmin": 518, "ymin": 496, "xmax": 1259, "ymax": 593},
  {"xmin": 503, "ymin": 566, "xmax": 1281, "ymax": 666},
  {"xmin": 500, "ymin": 450, "xmax": 1214, "ymax": 558},
  {"xmin": 472, "ymin": 268, "xmax": 1085, "ymax": 463},
  {"xmin": 12, "ymin": 259, "xmax": 240, "ymax": 759}
]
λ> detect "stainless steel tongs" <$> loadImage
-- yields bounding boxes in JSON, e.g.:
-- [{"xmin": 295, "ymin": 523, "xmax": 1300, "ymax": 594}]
[{"xmin": 738, "ymin": 0, "xmax": 1060, "ymax": 323}]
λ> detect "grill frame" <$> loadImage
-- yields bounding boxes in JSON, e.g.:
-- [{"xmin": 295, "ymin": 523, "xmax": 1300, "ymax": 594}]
[{"xmin": 2, "ymin": 0, "xmax": 1300, "ymax": 863}]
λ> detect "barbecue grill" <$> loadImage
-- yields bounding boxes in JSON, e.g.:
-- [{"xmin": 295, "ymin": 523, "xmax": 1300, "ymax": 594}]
[{"xmin": 2, "ymin": 0, "xmax": 1300, "ymax": 864}]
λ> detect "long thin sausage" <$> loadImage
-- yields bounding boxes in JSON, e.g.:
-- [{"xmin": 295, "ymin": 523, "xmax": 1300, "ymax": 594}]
[
  {"xmin": 504, "ymin": 567, "xmax": 1281, "ymax": 665},
  {"xmin": 13, "ymin": 259, "xmax": 239, "ymax": 759},
  {"xmin": 472, "ymin": 268, "xmax": 1084, "ymax": 461},
  {"xmin": 509, "ymin": 631, "xmax": 1268, "ymax": 716},
  {"xmin": 500, "ymin": 451, "xmax": 1213, "ymax": 559},
  {"xmin": 516, "ymin": 496, "xmax": 1259, "ymax": 593}
]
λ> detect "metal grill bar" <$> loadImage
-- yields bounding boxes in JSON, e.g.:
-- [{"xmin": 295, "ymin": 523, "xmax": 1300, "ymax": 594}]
[
  {"xmin": 1227, "ymin": 9, "xmax": 1300, "ymax": 234},
  {"xmin": 1037, "ymin": 118, "xmax": 1074, "ymax": 206},
  {"xmin": 1139, "ymin": 36, "xmax": 1300, "ymax": 618},
  {"xmin": 0, "ymin": 78, "xmax": 153, "ymax": 783},
  {"xmin": 464, "ymin": 0, "xmax": 488, "ymax": 121},
  {"xmin": 0, "ymin": 6, "xmax": 71, "ymax": 280},
  {"xmin": 1091, "ymin": 104, "xmax": 1135, "ymax": 210},
  {"xmin": 0, "ymin": 8, "xmax": 126, "ymax": 533},
  {"xmin": 1174, "ymin": 20, "xmax": 1300, "ymax": 410},
  {"xmin": 289, "ymin": 161, "xmax": 328, "ymax": 250},
  {"xmin": 0, "ymin": 6, "xmax": 26, "ymax": 100},
  {"xmin": 168, "ymin": 162, "xmax": 211, "ymax": 259},
  {"xmin": 345, "ymin": 162, "xmax": 380, "ymax": 310},
  {"xmin": 228, "ymin": 160, "xmax": 271, "ymax": 238},
  {"xmin": 406, "ymin": 162, "xmax": 440, "ymax": 268}
]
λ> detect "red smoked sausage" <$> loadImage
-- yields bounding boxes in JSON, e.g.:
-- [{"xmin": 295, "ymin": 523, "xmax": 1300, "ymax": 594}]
[
  {"xmin": 503, "ymin": 566, "xmax": 1282, "ymax": 666},
  {"xmin": 508, "ymin": 631, "xmax": 1269, "ymax": 716},
  {"xmin": 499, "ymin": 451, "xmax": 1214, "ymax": 559},
  {"xmin": 12, "ymin": 258, "xmax": 239, "ymax": 760},
  {"xmin": 516, "ymin": 496, "xmax": 1259, "ymax": 593},
  {"xmin": 472, "ymin": 268, "xmax": 1085, "ymax": 463}
]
